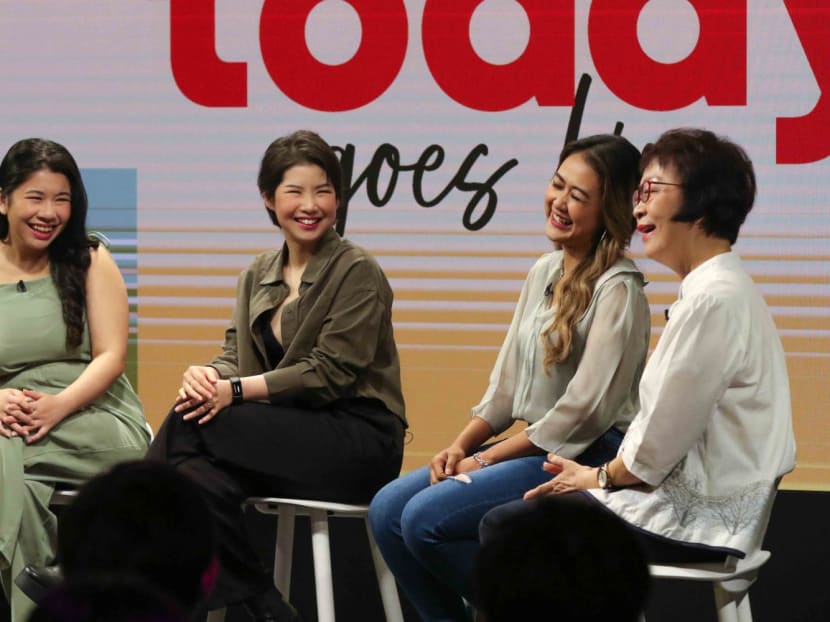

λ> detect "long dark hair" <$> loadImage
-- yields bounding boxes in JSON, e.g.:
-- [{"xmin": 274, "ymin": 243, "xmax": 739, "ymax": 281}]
[
  {"xmin": 542, "ymin": 134, "xmax": 641, "ymax": 369},
  {"xmin": 0, "ymin": 138, "xmax": 99, "ymax": 349}
]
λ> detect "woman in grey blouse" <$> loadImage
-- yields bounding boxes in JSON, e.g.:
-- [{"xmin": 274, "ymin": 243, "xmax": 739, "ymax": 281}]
[{"xmin": 369, "ymin": 134, "xmax": 651, "ymax": 622}]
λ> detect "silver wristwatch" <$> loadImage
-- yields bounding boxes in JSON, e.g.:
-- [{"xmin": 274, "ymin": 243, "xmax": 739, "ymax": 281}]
[{"xmin": 597, "ymin": 462, "xmax": 615, "ymax": 489}]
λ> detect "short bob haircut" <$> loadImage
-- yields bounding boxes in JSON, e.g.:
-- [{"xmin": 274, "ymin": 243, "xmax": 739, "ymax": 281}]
[
  {"xmin": 257, "ymin": 130, "xmax": 344, "ymax": 228},
  {"xmin": 640, "ymin": 128, "xmax": 756, "ymax": 245}
]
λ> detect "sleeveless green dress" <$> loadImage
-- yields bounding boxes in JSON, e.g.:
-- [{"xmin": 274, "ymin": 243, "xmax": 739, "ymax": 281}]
[{"xmin": 0, "ymin": 276, "xmax": 150, "ymax": 621}]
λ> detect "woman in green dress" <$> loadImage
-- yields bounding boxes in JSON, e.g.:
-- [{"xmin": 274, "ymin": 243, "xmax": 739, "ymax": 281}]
[{"xmin": 0, "ymin": 138, "xmax": 150, "ymax": 622}]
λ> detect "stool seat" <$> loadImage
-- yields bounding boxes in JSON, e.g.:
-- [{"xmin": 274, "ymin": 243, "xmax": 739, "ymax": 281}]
[
  {"xmin": 208, "ymin": 496, "xmax": 403, "ymax": 622},
  {"xmin": 248, "ymin": 497, "xmax": 374, "ymax": 516},
  {"xmin": 49, "ymin": 488, "xmax": 79, "ymax": 506},
  {"xmin": 644, "ymin": 550, "xmax": 770, "ymax": 622}
]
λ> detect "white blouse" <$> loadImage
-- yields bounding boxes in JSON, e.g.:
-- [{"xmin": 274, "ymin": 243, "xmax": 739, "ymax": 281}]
[
  {"xmin": 590, "ymin": 252, "xmax": 797, "ymax": 555},
  {"xmin": 472, "ymin": 251, "xmax": 650, "ymax": 457}
]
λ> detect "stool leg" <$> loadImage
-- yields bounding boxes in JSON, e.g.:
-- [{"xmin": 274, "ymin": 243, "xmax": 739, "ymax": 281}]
[
  {"xmin": 274, "ymin": 504, "xmax": 296, "ymax": 597},
  {"xmin": 206, "ymin": 608, "xmax": 226, "ymax": 622},
  {"xmin": 735, "ymin": 592, "xmax": 754, "ymax": 622},
  {"xmin": 713, "ymin": 583, "xmax": 740, "ymax": 622},
  {"xmin": 309, "ymin": 508, "xmax": 336, "ymax": 622},
  {"xmin": 365, "ymin": 519, "xmax": 404, "ymax": 622},
  {"xmin": 722, "ymin": 573, "xmax": 758, "ymax": 622}
]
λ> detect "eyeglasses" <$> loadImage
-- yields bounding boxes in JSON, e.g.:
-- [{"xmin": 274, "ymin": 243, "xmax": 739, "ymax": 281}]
[{"xmin": 634, "ymin": 180, "xmax": 682, "ymax": 206}]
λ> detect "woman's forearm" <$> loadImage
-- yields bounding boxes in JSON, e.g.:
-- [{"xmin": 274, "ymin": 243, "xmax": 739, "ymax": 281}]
[
  {"xmin": 51, "ymin": 350, "xmax": 124, "ymax": 419},
  {"xmin": 450, "ymin": 416, "xmax": 497, "ymax": 454},
  {"xmin": 474, "ymin": 428, "xmax": 545, "ymax": 465},
  {"xmin": 237, "ymin": 374, "xmax": 269, "ymax": 401},
  {"xmin": 606, "ymin": 455, "xmax": 643, "ymax": 488}
]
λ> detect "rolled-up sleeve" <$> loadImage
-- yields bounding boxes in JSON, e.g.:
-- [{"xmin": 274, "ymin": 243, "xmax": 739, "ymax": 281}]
[{"xmin": 621, "ymin": 294, "xmax": 742, "ymax": 485}]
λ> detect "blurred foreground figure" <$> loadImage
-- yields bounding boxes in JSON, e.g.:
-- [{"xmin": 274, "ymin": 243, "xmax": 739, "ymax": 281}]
[
  {"xmin": 477, "ymin": 496, "xmax": 649, "ymax": 622},
  {"xmin": 28, "ymin": 575, "xmax": 189, "ymax": 622}
]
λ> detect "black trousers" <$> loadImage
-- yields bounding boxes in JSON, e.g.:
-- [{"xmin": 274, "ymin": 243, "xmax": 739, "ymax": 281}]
[{"xmin": 146, "ymin": 398, "xmax": 405, "ymax": 608}]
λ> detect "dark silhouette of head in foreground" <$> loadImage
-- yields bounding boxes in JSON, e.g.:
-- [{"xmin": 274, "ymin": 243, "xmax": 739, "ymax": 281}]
[
  {"xmin": 28, "ymin": 574, "xmax": 189, "ymax": 622},
  {"xmin": 56, "ymin": 460, "xmax": 217, "ymax": 613},
  {"xmin": 476, "ymin": 496, "xmax": 650, "ymax": 622}
]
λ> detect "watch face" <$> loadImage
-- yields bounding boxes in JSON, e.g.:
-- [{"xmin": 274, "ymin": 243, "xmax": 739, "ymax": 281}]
[{"xmin": 598, "ymin": 466, "xmax": 608, "ymax": 489}]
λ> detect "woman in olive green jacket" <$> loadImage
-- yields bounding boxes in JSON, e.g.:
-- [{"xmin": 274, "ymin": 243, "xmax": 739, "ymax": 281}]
[{"xmin": 148, "ymin": 130, "xmax": 406, "ymax": 622}]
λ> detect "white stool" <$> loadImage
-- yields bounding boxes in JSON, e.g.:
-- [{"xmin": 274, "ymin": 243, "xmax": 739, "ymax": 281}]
[
  {"xmin": 643, "ymin": 549, "xmax": 770, "ymax": 622},
  {"xmin": 207, "ymin": 497, "xmax": 404, "ymax": 622}
]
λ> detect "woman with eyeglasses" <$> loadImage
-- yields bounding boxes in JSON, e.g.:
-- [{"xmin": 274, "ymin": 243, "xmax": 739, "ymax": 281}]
[
  {"xmin": 369, "ymin": 134, "xmax": 651, "ymax": 621},
  {"xmin": 482, "ymin": 128, "xmax": 796, "ymax": 569}
]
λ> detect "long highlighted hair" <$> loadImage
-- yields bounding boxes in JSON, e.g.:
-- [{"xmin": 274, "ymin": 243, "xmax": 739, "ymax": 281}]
[{"xmin": 542, "ymin": 135, "xmax": 641, "ymax": 371}]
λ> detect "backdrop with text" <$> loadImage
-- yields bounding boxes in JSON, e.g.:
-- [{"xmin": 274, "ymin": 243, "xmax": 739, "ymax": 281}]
[{"xmin": 1, "ymin": 0, "xmax": 827, "ymax": 489}]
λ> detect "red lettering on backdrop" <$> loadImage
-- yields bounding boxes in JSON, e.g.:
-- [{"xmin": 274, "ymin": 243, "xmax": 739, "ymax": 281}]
[
  {"xmin": 589, "ymin": 0, "xmax": 746, "ymax": 110},
  {"xmin": 170, "ymin": 0, "xmax": 247, "ymax": 107},
  {"xmin": 259, "ymin": 0, "xmax": 407, "ymax": 112},
  {"xmin": 422, "ymin": 0, "xmax": 574, "ymax": 111},
  {"xmin": 777, "ymin": 1, "xmax": 830, "ymax": 164}
]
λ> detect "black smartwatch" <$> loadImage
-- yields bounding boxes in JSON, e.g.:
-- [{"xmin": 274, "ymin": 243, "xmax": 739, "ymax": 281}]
[
  {"xmin": 597, "ymin": 462, "xmax": 615, "ymax": 490},
  {"xmin": 229, "ymin": 376, "xmax": 244, "ymax": 405}
]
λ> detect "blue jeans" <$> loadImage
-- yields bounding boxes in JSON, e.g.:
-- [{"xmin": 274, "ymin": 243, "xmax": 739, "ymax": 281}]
[{"xmin": 367, "ymin": 429, "xmax": 622, "ymax": 622}]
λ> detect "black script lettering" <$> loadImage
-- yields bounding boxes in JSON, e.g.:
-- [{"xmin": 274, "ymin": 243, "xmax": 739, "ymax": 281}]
[
  {"xmin": 346, "ymin": 143, "xmax": 402, "ymax": 206},
  {"xmin": 455, "ymin": 145, "xmax": 518, "ymax": 231},
  {"xmin": 334, "ymin": 142, "xmax": 518, "ymax": 232},
  {"xmin": 411, "ymin": 144, "xmax": 448, "ymax": 206},
  {"xmin": 564, "ymin": 73, "xmax": 626, "ymax": 146}
]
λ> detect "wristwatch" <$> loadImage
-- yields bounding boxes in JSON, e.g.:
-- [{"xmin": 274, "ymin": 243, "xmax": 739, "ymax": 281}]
[
  {"xmin": 597, "ymin": 462, "xmax": 615, "ymax": 490},
  {"xmin": 229, "ymin": 376, "xmax": 244, "ymax": 405}
]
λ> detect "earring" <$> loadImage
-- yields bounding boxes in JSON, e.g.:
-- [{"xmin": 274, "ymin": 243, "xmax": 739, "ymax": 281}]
[{"xmin": 599, "ymin": 229, "xmax": 608, "ymax": 244}]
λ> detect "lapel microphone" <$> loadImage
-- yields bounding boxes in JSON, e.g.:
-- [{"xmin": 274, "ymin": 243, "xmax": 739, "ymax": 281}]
[{"xmin": 16, "ymin": 280, "xmax": 26, "ymax": 293}]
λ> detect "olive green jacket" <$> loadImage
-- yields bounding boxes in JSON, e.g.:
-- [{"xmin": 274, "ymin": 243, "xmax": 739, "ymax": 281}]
[{"xmin": 209, "ymin": 229, "xmax": 406, "ymax": 424}]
